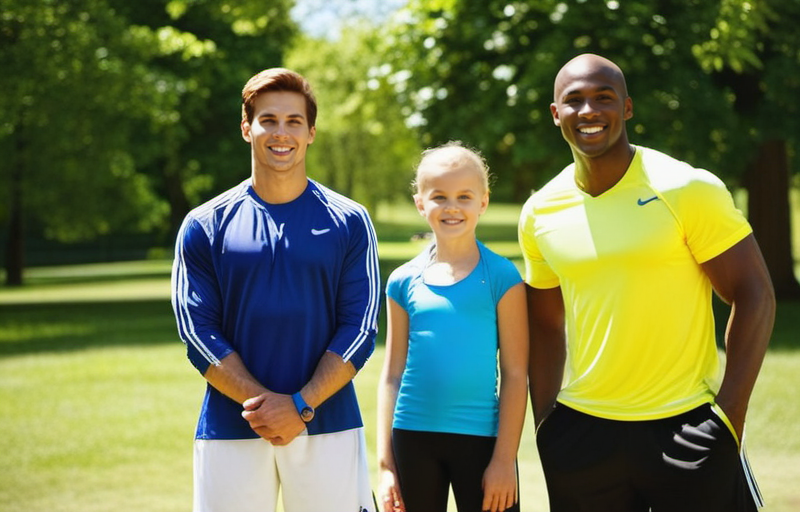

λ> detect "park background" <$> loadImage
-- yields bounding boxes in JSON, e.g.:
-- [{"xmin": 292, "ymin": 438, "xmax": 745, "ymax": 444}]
[{"xmin": 1, "ymin": 0, "xmax": 799, "ymax": 510}]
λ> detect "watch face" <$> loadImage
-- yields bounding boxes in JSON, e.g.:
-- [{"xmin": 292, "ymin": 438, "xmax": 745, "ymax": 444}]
[{"xmin": 300, "ymin": 407, "xmax": 314, "ymax": 422}]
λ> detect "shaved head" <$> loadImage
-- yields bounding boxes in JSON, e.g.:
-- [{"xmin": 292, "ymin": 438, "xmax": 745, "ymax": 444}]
[{"xmin": 554, "ymin": 54, "xmax": 628, "ymax": 102}]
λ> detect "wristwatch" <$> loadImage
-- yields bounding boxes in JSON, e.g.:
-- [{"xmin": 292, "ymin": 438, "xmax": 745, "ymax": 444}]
[{"xmin": 291, "ymin": 391, "xmax": 315, "ymax": 423}]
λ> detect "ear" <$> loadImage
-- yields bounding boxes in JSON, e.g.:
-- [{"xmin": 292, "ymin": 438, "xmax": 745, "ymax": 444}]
[
  {"xmin": 413, "ymin": 194, "xmax": 425, "ymax": 216},
  {"xmin": 241, "ymin": 119, "xmax": 252, "ymax": 143},
  {"xmin": 307, "ymin": 125, "xmax": 316, "ymax": 145},
  {"xmin": 623, "ymin": 97, "xmax": 633, "ymax": 121},
  {"xmin": 479, "ymin": 192, "xmax": 489, "ymax": 215},
  {"xmin": 550, "ymin": 103, "xmax": 561, "ymax": 127}
]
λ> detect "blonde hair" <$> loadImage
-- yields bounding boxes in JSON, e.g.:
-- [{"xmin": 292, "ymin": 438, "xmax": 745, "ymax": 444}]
[{"xmin": 412, "ymin": 141, "xmax": 491, "ymax": 194}]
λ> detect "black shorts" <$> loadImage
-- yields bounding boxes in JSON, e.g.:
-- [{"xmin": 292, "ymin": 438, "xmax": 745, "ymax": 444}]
[
  {"xmin": 392, "ymin": 428, "xmax": 520, "ymax": 512},
  {"xmin": 535, "ymin": 403, "xmax": 762, "ymax": 512}
]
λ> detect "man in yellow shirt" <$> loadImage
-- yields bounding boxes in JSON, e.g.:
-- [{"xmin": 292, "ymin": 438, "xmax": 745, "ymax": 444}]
[{"xmin": 519, "ymin": 53, "xmax": 775, "ymax": 512}]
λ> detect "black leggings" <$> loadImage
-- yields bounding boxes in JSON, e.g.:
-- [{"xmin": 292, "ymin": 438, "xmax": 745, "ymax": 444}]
[{"xmin": 392, "ymin": 429, "xmax": 520, "ymax": 512}]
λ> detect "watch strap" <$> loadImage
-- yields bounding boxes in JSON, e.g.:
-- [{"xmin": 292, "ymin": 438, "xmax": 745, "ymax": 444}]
[{"xmin": 291, "ymin": 391, "xmax": 314, "ymax": 422}]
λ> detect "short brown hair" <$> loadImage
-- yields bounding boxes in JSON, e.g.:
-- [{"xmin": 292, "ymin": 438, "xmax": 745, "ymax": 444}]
[{"xmin": 241, "ymin": 68, "xmax": 318, "ymax": 127}]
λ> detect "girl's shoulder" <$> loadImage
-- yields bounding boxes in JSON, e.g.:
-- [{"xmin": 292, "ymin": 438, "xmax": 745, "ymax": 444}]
[
  {"xmin": 387, "ymin": 245, "xmax": 433, "ymax": 286},
  {"xmin": 477, "ymin": 241, "xmax": 520, "ymax": 276}
]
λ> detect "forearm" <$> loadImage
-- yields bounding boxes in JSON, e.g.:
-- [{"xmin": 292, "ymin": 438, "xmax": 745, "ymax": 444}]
[
  {"xmin": 715, "ymin": 288, "xmax": 775, "ymax": 431},
  {"xmin": 298, "ymin": 351, "xmax": 357, "ymax": 409},
  {"xmin": 492, "ymin": 371, "xmax": 528, "ymax": 463},
  {"xmin": 701, "ymin": 235, "xmax": 776, "ymax": 436},
  {"xmin": 530, "ymin": 333, "xmax": 565, "ymax": 425},
  {"xmin": 526, "ymin": 285, "xmax": 566, "ymax": 426},
  {"xmin": 204, "ymin": 352, "xmax": 268, "ymax": 404},
  {"xmin": 377, "ymin": 376, "xmax": 400, "ymax": 471}
]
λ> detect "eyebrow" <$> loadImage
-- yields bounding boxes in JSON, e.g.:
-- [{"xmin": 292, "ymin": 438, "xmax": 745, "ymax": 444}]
[
  {"xmin": 258, "ymin": 112, "xmax": 306, "ymax": 119},
  {"xmin": 427, "ymin": 188, "xmax": 478, "ymax": 194},
  {"xmin": 562, "ymin": 85, "xmax": 617, "ymax": 98}
]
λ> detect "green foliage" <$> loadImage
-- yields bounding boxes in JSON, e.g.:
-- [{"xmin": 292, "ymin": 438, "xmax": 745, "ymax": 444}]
[
  {"xmin": 0, "ymin": 0, "xmax": 299, "ymax": 285},
  {"xmin": 285, "ymin": 26, "xmax": 422, "ymax": 211},
  {"xmin": 0, "ymin": 0, "xmax": 176, "ymax": 240},
  {"xmin": 382, "ymin": 0, "xmax": 798, "ymax": 201},
  {"xmin": 108, "ymin": 0, "xmax": 298, "ymax": 223}
]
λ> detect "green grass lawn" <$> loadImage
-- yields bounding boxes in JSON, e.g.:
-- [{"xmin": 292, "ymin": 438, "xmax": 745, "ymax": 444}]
[{"xmin": 1, "ymin": 206, "xmax": 800, "ymax": 510}]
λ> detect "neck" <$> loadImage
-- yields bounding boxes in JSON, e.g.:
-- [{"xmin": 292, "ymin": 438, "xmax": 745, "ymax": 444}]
[
  {"xmin": 573, "ymin": 143, "xmax": 635, "ymax": 197},
  {"xmin": 424, "ymin": 237, "xmax": 481, "ymax": 285},
  {"xmin": 251, "ymin": 166, "xmax": 308, "ymax": 204},
  {"xmin": 431, "ymin": 236, "xmax": 480, "ymax": 264}
]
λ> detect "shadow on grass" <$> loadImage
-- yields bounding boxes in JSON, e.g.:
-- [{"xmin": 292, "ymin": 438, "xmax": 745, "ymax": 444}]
[
  {"xmin": 0, "ymin": 300, "xmax": 178, "ymax": 357},
  {"xmin": 23, "ymin": 271, "xmax": 172, "ymax": 287}
]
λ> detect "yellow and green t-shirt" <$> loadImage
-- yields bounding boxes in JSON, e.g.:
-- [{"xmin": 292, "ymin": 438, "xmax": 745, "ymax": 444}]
[{"xmin": 519, "ymin": 146, "xmax": 751, "ymax": 421}]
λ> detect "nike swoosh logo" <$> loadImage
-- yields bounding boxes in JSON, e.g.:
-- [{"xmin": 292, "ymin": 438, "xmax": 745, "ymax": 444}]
[
  {"xmin": 311, "ymin": 228, "xmax": 331, "ymax": 235},
  {"xmin": 637, "ymin": 196, "xmax": 659, "ymax": 206}
]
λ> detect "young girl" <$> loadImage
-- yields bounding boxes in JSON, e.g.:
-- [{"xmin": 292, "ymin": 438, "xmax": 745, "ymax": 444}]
[{"xmin": 377, "ymin": 142, "xmax": 529, "ymax": 512}]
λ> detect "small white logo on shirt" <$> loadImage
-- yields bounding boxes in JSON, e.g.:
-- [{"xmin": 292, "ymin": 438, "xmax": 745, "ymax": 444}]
[{"xmin": 311, "ymin": 228, "xmax": 331, "ymax": 235}]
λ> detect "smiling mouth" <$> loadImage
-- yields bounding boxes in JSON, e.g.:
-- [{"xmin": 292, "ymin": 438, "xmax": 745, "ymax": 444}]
[
  {"xmin": 270, "ymin": 145, "xmax": 293, "ymax": 155},
  {"xmin": 442, "ymin": 219, "xmax": 463, "ymax": 225},
  {"xmin": 578, "ymin": 126, "xmax": 604, "ymax": 135}
]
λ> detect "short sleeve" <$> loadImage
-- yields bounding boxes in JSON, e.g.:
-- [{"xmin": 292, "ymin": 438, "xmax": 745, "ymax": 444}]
[
  {"xmin": 518, "ymin": 195, "xmax": 560, "ymax": 289},
  {"xmin": 484, "ymin": 248, "xmax": 523, "ymax": 304},
  {"xmin": 676, "ymin": 170, "xmax": 752, "ymax": 264}
]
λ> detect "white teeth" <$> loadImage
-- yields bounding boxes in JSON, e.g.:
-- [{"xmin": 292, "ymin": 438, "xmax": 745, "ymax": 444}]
[
  {"xmin": 442, "ymin": 219, "xmax": 461, "ymax": 224},
  {"xmin": 271, "ymin": 146, "xmax": 291, "ymax": 153},
  {"xmin": 579, "ymin": 126, "xmax": 603, "ymax": 134}
]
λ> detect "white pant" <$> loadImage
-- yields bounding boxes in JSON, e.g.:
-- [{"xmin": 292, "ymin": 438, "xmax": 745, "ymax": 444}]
[{"xmin": 194, "ymin": 428, "xmax": 374, "ymax": 512}]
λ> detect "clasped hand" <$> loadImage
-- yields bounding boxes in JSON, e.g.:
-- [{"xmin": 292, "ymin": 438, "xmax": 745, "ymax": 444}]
[{"xmin": 241, "ymin": 391, "xmax": 306, "ymax": 446}]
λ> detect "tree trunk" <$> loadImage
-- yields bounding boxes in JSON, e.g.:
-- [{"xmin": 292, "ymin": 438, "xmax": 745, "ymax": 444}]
[
  {"xmin": 745, "ymin": 138, "xmax": 800, "ymax": 299},
  {"xmin": 164, "ymin": 163, "xmax": 191, "ymax": 241},
  {"xmin": 162, "ymin": 126, "xmax": 191, "ymax": 241},
  {"xmin": 4, "ymin": 156, "xmax": 24, "ymax": 287}
]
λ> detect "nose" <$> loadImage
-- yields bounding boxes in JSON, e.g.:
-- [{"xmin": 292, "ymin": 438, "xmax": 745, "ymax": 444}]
[
  {"xmin": 578, "ymin": 100, "xmax": 599, "ymax": 118},
  {"xmin": 444, "ymin": 201, "xmax": 459, "ymax": 212},
  {"xmin": 273, "ymin": 121, "xmax": 289, "ymax": 138}
]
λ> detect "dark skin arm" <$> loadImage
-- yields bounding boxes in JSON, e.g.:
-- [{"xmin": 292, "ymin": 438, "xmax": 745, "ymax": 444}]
[
  {"xmin": 526, "ymin": 284, "xmax": 566, "ymax": 428},
  {"xmin": 701, "ymin": 234, "xmax": 775, "ymax": 439}
]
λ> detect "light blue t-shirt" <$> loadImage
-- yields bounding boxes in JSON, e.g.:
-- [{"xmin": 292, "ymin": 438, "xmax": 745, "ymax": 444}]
[{"xmin": 386, "ymin": 241, "xmax": 522, "ymax": 437}]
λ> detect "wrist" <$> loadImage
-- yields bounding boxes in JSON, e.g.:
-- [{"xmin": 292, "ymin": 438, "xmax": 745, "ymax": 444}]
[{"xmin": 291, "ymin": 391, "xmax": 315, "ymax": 423}]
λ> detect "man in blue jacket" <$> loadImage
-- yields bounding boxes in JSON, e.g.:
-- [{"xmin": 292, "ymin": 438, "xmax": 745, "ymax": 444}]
[{"xmin": 171, "ymin": 67, "xmax": 380, "ymax": 512}]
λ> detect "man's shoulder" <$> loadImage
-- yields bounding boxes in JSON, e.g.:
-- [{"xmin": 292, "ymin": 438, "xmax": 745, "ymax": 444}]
[
  {"xmin": 637, "ymin": 146, "xmax": 725, "ymax": 192},
  {"xmin": 186, "ymin": 180, "xmax": 251, "ymax": 223},
  {"xmin": 520, "ymin": 164, "xmax": 578, "ymax": 216},
  {"xmin": 308, "ymin": 180, "xmax": 371, "ymax": 218}
]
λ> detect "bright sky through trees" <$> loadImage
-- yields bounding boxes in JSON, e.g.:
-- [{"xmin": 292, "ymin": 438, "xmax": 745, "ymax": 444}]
[{"xmin": 291, "ymin": 0, "xmax": 407, "ymax": 38}]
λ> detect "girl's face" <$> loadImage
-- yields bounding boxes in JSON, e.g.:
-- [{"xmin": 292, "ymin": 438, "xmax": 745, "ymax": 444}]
[{"xmin": 414, "ymin": 160, "xmax": 489, "ymax": 242}]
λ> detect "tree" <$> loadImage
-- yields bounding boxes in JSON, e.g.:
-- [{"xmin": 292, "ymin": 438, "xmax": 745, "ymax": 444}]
[
  {"xmin": 384, "ymin": 0, "xmax": 799, "ymax": 297},
  {"xmin": 693, "ymin": 0, "xmax": 800, "ymax": 298},
  {"xmin": 0, "ymin": 0, "xmax": 297, "ymax": 286},
  {"xmin": 286, "ymin": 26, "xmax": 421, "ymax": 214},
  {"xmin": 108, "ymin": 0, "xmax": 297, "ymax": 237},
  {"xmin": 0, "ymin": 0, "xmax": 175, "ymax": 285}
]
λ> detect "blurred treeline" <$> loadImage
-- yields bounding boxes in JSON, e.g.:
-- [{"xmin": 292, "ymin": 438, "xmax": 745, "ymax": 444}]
[{"xmin": 1, "ymin": 0, "xmax": 799, "ymax": 296}]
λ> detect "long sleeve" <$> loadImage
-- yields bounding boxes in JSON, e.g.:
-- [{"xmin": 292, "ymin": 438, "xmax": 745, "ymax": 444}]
[
  {"xmin": 326, "ymin": 204, "xmax": 380, "ymax": 371},
  {"xmin": 171, "ymin": 216, "xmax": 234, "ymax": 375}
]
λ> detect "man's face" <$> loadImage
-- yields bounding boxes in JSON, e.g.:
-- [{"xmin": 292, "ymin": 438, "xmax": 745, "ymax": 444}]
[
  {"xmin": 550, "ymin": 61, "xmax": 633, "ymax": 159},
  {"xmin": 241, "ymin": 91, "xmax": 316, "ymax": 175}
]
